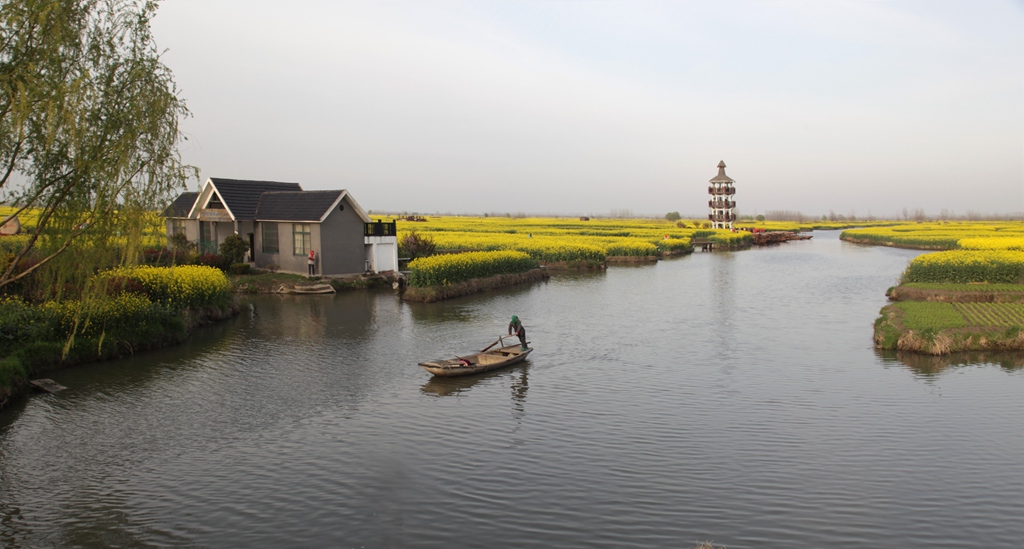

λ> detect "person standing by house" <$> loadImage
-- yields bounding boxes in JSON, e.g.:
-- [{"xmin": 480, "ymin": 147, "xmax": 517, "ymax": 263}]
[
  {"xmin": 508, "ymin": 315, "xmax": 527, "ymax": 351},
  {"xmin": 308, "ymin": 249, "xmax": 316, "ymax": 276}
]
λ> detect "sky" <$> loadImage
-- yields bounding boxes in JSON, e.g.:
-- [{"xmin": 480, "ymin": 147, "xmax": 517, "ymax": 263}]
[{"xmin": 151, "ymin": 0, "xmax": 1024, "ymax": 218}]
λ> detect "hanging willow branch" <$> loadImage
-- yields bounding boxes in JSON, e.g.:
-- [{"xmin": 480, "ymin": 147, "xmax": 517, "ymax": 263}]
[{"xmin": 0, "ymin": 0, "xmax": 196, "ymax": 292}]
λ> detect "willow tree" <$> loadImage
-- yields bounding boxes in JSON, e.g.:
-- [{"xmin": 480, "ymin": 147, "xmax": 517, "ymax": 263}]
[{"xmin": 0, "ymin": 0, "xmax": 194, "ymax": 293}]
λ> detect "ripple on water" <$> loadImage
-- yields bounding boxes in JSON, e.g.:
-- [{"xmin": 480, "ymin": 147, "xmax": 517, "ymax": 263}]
[{"xmin": 2, "ymin": 234, "xmax": 1024, "ymax": 548}]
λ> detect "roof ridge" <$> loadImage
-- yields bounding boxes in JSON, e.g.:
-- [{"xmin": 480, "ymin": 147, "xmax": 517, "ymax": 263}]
[
  {"xmin": 210, "ymin": 177, "xmax": 302, "ymax": 185},
  {"xmin": 260, "ymin": 189, "xmax": 344, "ymax": 194}
]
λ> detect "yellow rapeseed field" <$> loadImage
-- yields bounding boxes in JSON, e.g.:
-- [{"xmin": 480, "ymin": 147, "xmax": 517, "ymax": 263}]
[
  {"xmin": 408, "ymin": 250, "xmax": 537, "ymax": 287},
  {"xmin": 843, "ymin": 222, "xmax": 1024, "ymax": 250},
  {"xmin": 842, "ymin": 222, "xmax": 1024, "ymax": 284},
  {"xmin": 100, "ymin": 265, "xmax": 230, "ymax": 309},
  {"xmin": 393, "ymin": 216, "xmax": 755, "ymax": 262},
  {"xmin": 902, "ymin": 250, "xmax": 1024, "ymax": 284}
]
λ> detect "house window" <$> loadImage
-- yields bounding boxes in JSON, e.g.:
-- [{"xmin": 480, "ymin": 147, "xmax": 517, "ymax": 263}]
[
  {"xmin": 262, "ymin": 222, "xmax": 279, "ymax": 254},
  {"xmin": 293, "ymin": 223, "xmax": 311, "ymax": 255},
  {"xmin": 171, "ymin": 219, "xmax": 186, "ymax": 236}
]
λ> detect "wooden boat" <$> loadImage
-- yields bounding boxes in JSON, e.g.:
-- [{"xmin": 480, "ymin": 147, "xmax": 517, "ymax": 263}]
[{"xmin": 419, "ymin": 341, "xmax": 532, "ymax": 377}]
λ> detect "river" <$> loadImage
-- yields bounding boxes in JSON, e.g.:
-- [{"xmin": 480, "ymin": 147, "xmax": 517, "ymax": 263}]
[{"xmin": 2, "ymin": 231, "xmax": 1023, "ymax": 548}]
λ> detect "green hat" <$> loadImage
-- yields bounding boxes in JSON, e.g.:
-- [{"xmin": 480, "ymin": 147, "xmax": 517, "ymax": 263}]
[{"xmin": 511, "ymin": 315, "xmax": 518, "ymax": 321}]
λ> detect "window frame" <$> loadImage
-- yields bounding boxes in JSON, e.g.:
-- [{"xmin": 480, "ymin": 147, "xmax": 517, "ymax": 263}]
[
  {"xmin": 261, "ymin": 222, "xmax": 279, "ymax": 254},
  {"xmin": 292, "ymin": 223, "xmax": 311, "ymax": 256}
]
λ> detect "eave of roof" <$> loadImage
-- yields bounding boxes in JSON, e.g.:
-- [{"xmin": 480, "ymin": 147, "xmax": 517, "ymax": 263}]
[
  {"xmin": 709, "ymin": 160, "xmax": 735, "ymax": 183},
  {"xmin": 163, "ymin": 191, "xmax": 199, "ymax": 218}
]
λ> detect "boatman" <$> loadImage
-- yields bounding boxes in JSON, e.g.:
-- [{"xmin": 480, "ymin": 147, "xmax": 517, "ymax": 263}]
[{"xmin": 508, "ymin": 315, "xmax": 527, "ymax": 351}]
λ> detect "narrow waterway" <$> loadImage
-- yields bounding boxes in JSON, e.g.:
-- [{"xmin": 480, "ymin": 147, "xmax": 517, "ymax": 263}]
[{"xmin": 2, "ymin": 231, "xmax": 1022, "ymax": 548}]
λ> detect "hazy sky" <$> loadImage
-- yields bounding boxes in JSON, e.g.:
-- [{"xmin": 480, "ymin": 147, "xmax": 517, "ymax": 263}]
[{"xmin": 152, "ymin": 1, "xmax": 1024, "ymax": 217}]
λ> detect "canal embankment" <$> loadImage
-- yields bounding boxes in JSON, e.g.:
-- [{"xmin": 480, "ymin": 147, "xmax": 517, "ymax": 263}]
[{"xmin": 0, "ymin": 265, "xmax": 238, "ymax": 409}]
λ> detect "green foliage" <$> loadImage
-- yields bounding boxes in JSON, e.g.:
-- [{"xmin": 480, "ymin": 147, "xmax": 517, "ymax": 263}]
[
  {"xmin": 408, "ymin": 251, "xmax": 538, "ymax": 287},
  {"xmin": 0, "ymin": 356, "xmax": 26, "ymax": 390},
  {"xmin": 894, "ymin": 302, "xmax": 967, "ymax": 331},
  {"xmin": 399, "ymin": 230, "xmax": 437, "ymax": 260},
  {"xmin": 901, "ymin": 283, "xmax": 1024, "ymax": 292},
  {"xmin": 874, "ymin": 313, "xmax": 901, "ymax": 349},
  {"xmin": 220, "ymin": 234, "xmax": 249, "ymax": 265},
  {"xmin": 229, "ymin": 263, "xmax": 251, "ymax": 275},
  {"xmin": 170, "ymin": 232, "xmax": 195, "ymax": 254},
  {"xmin": 0, "ymin": 0, "xmax": 196, "ymax": 291},
  {"xmin": 756, "ymin": 215, "xmax": 766, "ymax": 222},
  {"xmin": 0, "ymin": 294, "xmax": 184, "ymax": 369},
  {"xmin": 665, "ymin": 211, "xmax": 681, "ymax": 221},
  {"xmin": 953, "ymin": 303, "xmax": 1024, "ymax": 328}
]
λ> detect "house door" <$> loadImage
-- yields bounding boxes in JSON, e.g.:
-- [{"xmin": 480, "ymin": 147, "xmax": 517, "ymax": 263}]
[
  {"xmin": 199, "ymin": 221, "xmax": 217, "ymax": 254},
  {"xmin": 247, "ymin": 233, "xmax": 254, "ymax": 262}
]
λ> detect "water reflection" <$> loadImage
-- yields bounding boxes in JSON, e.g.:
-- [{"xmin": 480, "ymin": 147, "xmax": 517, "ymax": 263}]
[
  {"xmin": 403, "ymin": 278, "xmax": 551, "ymax": 324},
  {"xmin": 247, "ymin": 292, "xmax": 378, "ymax": 340},
  {"xmin": 878, "ymin": 348, "xmax": 1024, "ymax": 376},
  {"xmin": 420, "ymin": 363, "xmax": 530, "ymax": 400}
]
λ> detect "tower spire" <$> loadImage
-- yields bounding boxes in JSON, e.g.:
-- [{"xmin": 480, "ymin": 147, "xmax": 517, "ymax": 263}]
[{"xmin": 707, "ymin": 160, "xmax": 736, "ymax": 229}]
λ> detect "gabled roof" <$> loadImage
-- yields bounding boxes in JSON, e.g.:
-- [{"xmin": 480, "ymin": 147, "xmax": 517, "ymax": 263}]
[
  {"xmin": 163, "ymin": 192, "xmax": 199, "ymax": 218},
  {"xmin": 207, "ymin": 178, "xmax": 303, "ymax": 220},
  {"xmin": 255, "ymin": 190, "xmax": 345, "ymax": 222},
  {"xmin": 255, "ymin": 190, "xmax": 372, "ymax": 223},
  {"xmin": 709, "ymin": 160, "xmax": 735, "ymax": 184}
]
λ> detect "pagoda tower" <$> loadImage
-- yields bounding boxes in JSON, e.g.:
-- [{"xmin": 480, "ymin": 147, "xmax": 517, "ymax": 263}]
[{"xmin": 708, "ymin": 160, "xmax": 736, "ymax": 229}]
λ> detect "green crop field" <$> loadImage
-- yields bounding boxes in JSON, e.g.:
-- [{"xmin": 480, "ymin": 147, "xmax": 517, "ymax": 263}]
[
  {"xmin": 894, "ymin": 302, "xmax": 967, "ymax": 331},
  {"xmin": 953, "ymin": 303, "xmax": 1024, "ymax": 327},
  {"xmin": 902, "ymin": 283, "xmax": 1024, "ymax": 292},
  {"xmin": 896, "ymin": 302, "xmax": 1024, "ymax": 331}
]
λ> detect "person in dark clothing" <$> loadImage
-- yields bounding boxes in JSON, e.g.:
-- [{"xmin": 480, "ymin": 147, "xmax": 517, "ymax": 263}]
[{"xmin": 508, "ymin": 315, "xmax": 527, "ymax": 351}]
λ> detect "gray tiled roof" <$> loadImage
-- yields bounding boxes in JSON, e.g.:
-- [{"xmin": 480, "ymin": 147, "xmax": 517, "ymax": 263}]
[
  {"xmin": 709, "ymin": 160, "xmax": 735, "ymax": 183},
  {"xmin": 255, "ymin": 190, "xmax": 345, "ymax": 222},
  {"xmin": 211, "ymin": 178, "xmax": 303, "ymax": 220},
  {"xmin": 163, "ymin": 192, "xmax": 199, "ymax": 218}
]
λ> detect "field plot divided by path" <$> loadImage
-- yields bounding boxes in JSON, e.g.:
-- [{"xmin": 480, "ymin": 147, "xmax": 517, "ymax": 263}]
[{"xmin": 953, "ymin": 303, "xmax": 1024, "ymax": 327}]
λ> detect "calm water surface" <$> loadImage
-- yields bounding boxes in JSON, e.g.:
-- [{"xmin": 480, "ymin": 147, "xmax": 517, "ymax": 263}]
[{"xmin": 2, "ymin": 231, "xmax": 1023, "ymax": 548}]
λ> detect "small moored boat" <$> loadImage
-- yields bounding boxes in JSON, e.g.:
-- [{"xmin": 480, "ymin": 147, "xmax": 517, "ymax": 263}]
[{"xmin": 419, "ymin": 338, "xmax": 532, "ymax": 377}]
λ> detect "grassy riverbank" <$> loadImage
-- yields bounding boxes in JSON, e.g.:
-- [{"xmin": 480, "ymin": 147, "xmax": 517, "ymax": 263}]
[
  {"xmin": 840, "ymin": 222, "xmax": 1024, "ymax": 354},
  {"xmin": 0, "ymin": 265, "xmax": 236, "ymax": 408},
  {"xmin": 884, "ymin": 249, "xmax": 1024, "ymax": 355},
  {"xmin": 875, "ymin": 299, "xmax": 1024, "ymax": 354},
  {"xmin": 230, "ymin": 271, "xmax": 396, "ymax": 293},
  {"xmin": 402, "ymin": 268, "xmax": 550, "ymax": 303}
]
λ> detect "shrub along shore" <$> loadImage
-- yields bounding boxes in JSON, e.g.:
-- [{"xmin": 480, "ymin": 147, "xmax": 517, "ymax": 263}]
[{"xmin": 0, "ymin": 265, "xmax": 238, "ymax": 409}]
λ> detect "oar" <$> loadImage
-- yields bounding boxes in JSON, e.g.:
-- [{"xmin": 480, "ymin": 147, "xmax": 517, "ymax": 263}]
[{"xmin": 481, "ymin": 336, "xmax": 504, "ymax": 352}]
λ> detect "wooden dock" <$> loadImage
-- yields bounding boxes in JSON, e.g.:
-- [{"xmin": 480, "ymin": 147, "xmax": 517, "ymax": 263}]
[
  {"xmin": 29, "ymin": 379, "xmax": 66, "ymax": 393},
  {"xmin": 691, "ymin": 237, "xmax": 714, "ymax": 251}
]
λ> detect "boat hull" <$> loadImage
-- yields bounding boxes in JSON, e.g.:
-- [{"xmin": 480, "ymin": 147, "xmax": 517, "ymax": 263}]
[{"xmin": 419, "ymin": 345, "xmax": 532, "ymax": 377}]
